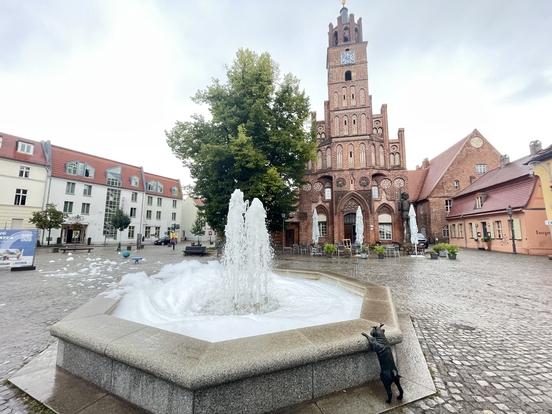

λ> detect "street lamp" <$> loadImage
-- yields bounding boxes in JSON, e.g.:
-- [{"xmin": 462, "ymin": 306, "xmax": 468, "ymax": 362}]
[
  {"xmin": 506, "ymin": 205, "xmax": 517, "ymax": 254},
  {"xmin": 281, "ymin": 213, "xmax": 286, "ymax": 253}
]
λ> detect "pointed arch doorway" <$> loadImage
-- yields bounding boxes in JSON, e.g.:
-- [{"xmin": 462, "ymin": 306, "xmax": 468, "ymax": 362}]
[{"xmin": 344, "ymin": 212, "xmax": 356, "ymax": 242}]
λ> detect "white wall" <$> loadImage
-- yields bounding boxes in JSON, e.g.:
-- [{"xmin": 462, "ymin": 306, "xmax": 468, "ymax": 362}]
[
  {"xmin": 181, "ymin": 196, "xmax": 216, "ymax": 244},
  {"xmin": 0, "ymin": 158, "xmax": 47, "ymax": 229}
]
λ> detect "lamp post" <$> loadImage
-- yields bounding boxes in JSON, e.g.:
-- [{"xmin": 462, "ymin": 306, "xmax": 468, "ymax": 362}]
[
  {"xmin": 281, "ymin": 213, "xmax": 286, "ymax": 253},
  {"xmin": 506, "ymin": 205, "xmax": 517, "ymax": 254}
]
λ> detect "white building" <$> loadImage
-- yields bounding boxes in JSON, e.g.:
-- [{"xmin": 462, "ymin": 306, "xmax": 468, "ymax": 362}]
[
  {"xmin": 0, "ymin": 133, "xmax": 49, "ymax": 230},
  {"xmin": 44, "ymin": 145, "xmax": 183, "ymax": 245},
  {"xmin": 181, "ymin": 196, "xmax": 216, "ymax": 245}
]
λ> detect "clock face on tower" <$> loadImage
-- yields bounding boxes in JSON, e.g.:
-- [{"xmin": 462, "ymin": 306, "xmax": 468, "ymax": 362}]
[{"xmin": 341, "ymin": 50, "xmax": 355, "ymax": 64}]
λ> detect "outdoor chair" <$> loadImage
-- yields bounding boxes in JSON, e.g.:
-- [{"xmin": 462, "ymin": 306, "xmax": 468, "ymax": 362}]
[
  {"xmin": 299, "ymin": 245, "xmax": 308, "ymax": 255},
  {"xmin": 385, "ymin": 245, "xmax": 400, "ymax": 258},
  {"xmin": 310, "ymin": 245, "xmax": 322, "ymax": 256},
  {"xmin": 292, "ymin": 244, "xmax": 300, "ymax": 254},
  {"xmin": 336, "ymin": 243, "xmax": 345, "ymax": 257}
]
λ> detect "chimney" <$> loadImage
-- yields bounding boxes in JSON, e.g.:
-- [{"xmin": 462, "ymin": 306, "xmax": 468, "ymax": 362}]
[
  {"xmin": 529, "ymin": 140, "xmax": 542, "ymax": 155},
  {"xmin": 500, "ymin": 154, "xmax": 510, "ymax": 168},
  {"xmin": 421, "ymin": 158, "xmax": 429, "ymax": 169}
]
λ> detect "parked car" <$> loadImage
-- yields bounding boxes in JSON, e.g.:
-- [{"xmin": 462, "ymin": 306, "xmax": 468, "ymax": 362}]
[
  {"xmin": 414, "ymin": 233, "xmax": 429, "ymax": 248},
  {"xmin": 153, "ymin": 236, "xmax": 171, "ymax": 245}
]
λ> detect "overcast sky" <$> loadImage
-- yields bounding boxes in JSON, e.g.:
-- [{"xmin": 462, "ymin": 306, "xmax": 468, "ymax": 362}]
[{"xmin": 1, "ymin": 0, "xmax": 551, "ymax": 186}]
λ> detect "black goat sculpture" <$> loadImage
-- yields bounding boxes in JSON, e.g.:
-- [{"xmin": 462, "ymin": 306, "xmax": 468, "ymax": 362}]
[{"xmin": 362, "ymin": 324, "xmax": 404, "ymax": 404}]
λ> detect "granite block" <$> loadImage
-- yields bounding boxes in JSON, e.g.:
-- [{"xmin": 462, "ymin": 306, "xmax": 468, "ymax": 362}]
[
  {"xmin": 312, "ymin": 352, "xmax": 380, "ymax": 398},
  {"xmin": 62, "ymin": 295, "xmax": 119, "ymax": 321},
  {"xmin": 193, "ymin": 364, "xmax": 313, "ymax": 414},
  {"xmin": 57, "ymin": 340, "xmax": 113, "ymax": 390},
  {"xmin": 111, "ymin": 360, "xmax": 174, "ymax": 414},
  {"xmin": 168, "ymin": 383, "xmax": 194, "ymax": 414}
]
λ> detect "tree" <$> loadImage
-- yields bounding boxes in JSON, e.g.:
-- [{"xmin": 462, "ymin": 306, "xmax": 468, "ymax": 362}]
[
  {"xmin": 29, "ymin": 204, "xmax": 64, "ymax": 245},
  {"xmin": 166, "ymin": 49, "xmax": 315, "ymax": 234},
  {"xmin": 191, "ymin": 215, "xmax": 206, "ymax": 245},
  {"xmin": 110, "ymin": 209, "xmax": 131, "ymax": 245}
]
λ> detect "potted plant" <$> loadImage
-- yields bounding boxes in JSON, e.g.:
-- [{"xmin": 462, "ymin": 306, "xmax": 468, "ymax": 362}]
[
  {"xmin": 360, "ymin": 245, "xmax": 369, "ymax": 259},
  {"xmin": 446, "ymin": 244, "xmax": 459, "ymax": 260},
  {"xmin": 372, "ymin": 245, "xmax": 386, "ymax": 259},
  {"xmin": 323, "ymin": 243, "xmax": 336, "ymax": 257},
  {"xmin": 433, "ymin": 243, "xmax": 448, "ymax": 257},
  {"xmin": 429, "ymin": 249, "xmax": 439, "ymax": 259}
]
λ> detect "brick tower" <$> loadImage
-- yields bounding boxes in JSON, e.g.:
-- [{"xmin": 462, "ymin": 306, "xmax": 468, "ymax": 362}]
[{"xmin": 288, "ymin": 2, "xmax": 410, "ymax": 248}]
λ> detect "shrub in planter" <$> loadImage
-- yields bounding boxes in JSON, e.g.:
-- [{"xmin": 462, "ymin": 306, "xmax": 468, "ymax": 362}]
[
  {"xmin": 429, "ymin": 250, "xmax": 439, "ymax": 259},
  {"xmin": 360, "ymin": 245, "xmax": 369, "ymax": 259},
  {"xmin": 372, "ymin": 245, "xmax": 386, "ymax": 259},
  {"xmin": 433, "ymin": 243, "xmax": 449, "ymax": 257},
  {"xmin": 446, "ymin": 244, "xmax": 459, "ymax": 259},
  {"xmin": 323, "ymin": 243, "xmax": 336, "ymax": 256}
]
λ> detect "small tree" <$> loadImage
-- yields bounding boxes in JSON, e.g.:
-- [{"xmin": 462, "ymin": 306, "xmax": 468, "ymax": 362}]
[
  {"xmin": 29, "ymin": 204, "xmax": 65, "ymax": 245},
  {"xmin": 191, "ymin": 215, "xmax": 206, "ymax": 245},
  {"xmin": 110, "ymin": 209, "xmax": 131, "ymax": 246}
]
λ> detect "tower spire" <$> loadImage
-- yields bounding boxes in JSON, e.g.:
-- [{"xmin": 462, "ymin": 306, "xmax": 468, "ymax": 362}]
[{"xmin": 341, "ymin": 0, "xmax": 347, "ymax": 6}]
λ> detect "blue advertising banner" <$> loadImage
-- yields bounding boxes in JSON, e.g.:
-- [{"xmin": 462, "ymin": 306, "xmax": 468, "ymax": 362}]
[{"xmin": 0, "ymin": 229, "xmax": 37, "ymax": 269}]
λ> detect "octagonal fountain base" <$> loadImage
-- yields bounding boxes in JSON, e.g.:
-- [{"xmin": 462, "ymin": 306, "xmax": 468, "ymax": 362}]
[{"xmin": 48, "ymin": 269, "xmax": 403, "ymax": 414}]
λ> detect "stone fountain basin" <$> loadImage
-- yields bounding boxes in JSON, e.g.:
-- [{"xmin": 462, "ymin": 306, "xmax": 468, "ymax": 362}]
[{"xmin": 50, "ymin": 269, "xmax": 402, "ymax": 414}]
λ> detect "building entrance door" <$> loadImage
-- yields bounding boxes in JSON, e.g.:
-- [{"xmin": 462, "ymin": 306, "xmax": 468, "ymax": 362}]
[
  {"xmin": 344, "ymin": 213, "xmax": 356, "ymax": 243},
  {"xmin": 285, "ymin": 229, "xmax": 295, "ymax": 247}
]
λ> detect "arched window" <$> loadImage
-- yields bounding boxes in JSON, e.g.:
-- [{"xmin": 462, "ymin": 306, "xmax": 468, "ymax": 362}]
[
  {"xmin": 379, "ymin": 145, "xmax": 385, "ymax": 166},
  {"xmin": 334, "ymin": 116, "xmax": 340, "ymax": 136},
  {"xmin": 325, "ymin": 148, "xmax": 332, "ymax": 169},
  {"xmin": 342, "ymin": 86, "xmax": 347, "ymax": 106},
  {"xmin": 378, "ymin": 127, "xmax": 383, "ymax": 135},
  {"xmin": 351, "ymin": 114, "xmax": 358, "ymax": 135},
  {"xmin": 318, "ymin": 213, "xmax": 328, "ymax": 237},
  {"xmin": 345, "ymin": 70, "xmax": 352, "ymax": 81},
  {"xmin": 378, "ymin": 213, "xmax": 392, "ymax": 240},
  {"xmin": 333, "ymin": 31, "xmax": 338, "ymax": 46},
  {"xmin": 333, "ymin": 91, "xmax": 338, "ymax": 108},
  {"xmin": 350, "ymin": 86, "xmax": 356, "ymax": 106},
  {"xmin": 316, "ymin": 150, "xmax": 322, "ymax": 170},
  {"xmin": 348, "ymin": 144, "xmax": 354, "ymax": 168},
  {"xmin": 370, "ymin": 144, "xmax": 376, "ymax": 166},
  {"xmin": 343, "ymin": 116, "xmax": 349, "ymax": 135},
  {"xmin": 336, "ymin": 145, "xmax": 343, "ymax": 168},
  {"xmin": 360, "ymin": 143, "xmax": 366, "ymax": 167},
  {"xmin": 360, "ymin": 113, "xmax": 367, "ymax": 134},
  {"xmin": 359, "ymin": 89, "xmax": 366, "ymax": 105},
  {"xmin": 355, "ymin": 27, "xmax": 359, "ymax": 42},
  {"xmin": 395, "ymin": 152, "xmax": 401, "ymax": 166},
  {"xmin": 343, "ymin": 26, "xmax": 350, "ymax": 42}
]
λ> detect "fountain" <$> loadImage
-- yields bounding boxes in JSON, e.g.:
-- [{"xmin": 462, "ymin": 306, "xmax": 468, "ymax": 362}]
[{"xmin": 49, "ymin": 190, "xmax": 404, "ymax": 413}]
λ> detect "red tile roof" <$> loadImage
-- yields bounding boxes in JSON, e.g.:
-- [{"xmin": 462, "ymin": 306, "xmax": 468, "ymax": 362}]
[
  {"xmin": 143, "ymin": 172, "xmax": 182, "ymax": 199},
  {"xmin": 406, "ymin": 169, "xmax": 428, "ymax": 201},
  {"xmin": 448, "ymin": 176, "xmax": 536, "ymax": 218},
  {"xmin": 0, "ymin": 132, "xmax": 48, "ymax": 166},
  {"xmin": 454, "ymin": 155, "xmax": 533, "ymax": 197},
  {"xmin": 416, "ymin": 130, "xmax": 479, "ymax": 201},
  {"xmin": 51, "ymin": 145, "xmax": 145, "ymax": 191}
]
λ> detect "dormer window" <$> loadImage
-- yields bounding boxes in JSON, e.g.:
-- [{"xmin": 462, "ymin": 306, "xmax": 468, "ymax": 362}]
[
  {"xmin": 475, "ymin": 193, "xmax": 487, "ymax": 209},
  {"xmin": 130, "ymin": 176, "xmax": 140, "ymax": 187},
  {"xmin": 106, "ymin": 167, "xmax": 122, "ymax": 187},
  {"xmin": 147, "ymin": 181, "xmax": 164, "ymax": 193},
  {"xmin": 453, "ymin": 179, "xmax": 460, "ymax": 189},
  {"xmin": 66, "ymin": 161, "xmax": 95, "ymax": 178},
  {"xmin": 17, "ymin": 142, "xmax": 34, "ymax": 154},
  {"xmin": 171, "ymin": 186, "xmax": 178, "ymax": 196}
]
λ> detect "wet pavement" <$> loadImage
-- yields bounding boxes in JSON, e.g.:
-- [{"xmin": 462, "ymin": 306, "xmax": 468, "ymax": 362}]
[{"xmin": 1, "ymin": 247, "xmax": 551, "ymax": 413}]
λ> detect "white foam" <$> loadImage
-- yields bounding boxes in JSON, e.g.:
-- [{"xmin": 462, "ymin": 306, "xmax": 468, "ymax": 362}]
[{"xmin": 110, "ymin": 260, "xmax": 362, "ymax": 342}]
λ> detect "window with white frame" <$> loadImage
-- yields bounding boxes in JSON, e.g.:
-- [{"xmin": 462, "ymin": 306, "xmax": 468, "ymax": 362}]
[
  {"xmin": 451, "ymin": 224, "xmax": 456, "ymax": 238},
  {"xmin": 171, "ymin": 186, "xmax": 178, "ymax": 196},
  {"xmin": 372, "ymin": 185, "xmax": 379, "ymax": 199},
  {"xmin": 147, "ymin": 181, "xmax": 163, "ymax": 193},
  {"xmin": 83, "ymin": 185, "xmax": 92, "ymax": 196},
  {"xmin": 172, "ymin": 199, "xmax": 177, "ymax": 208},
  {"xmin": 131, "ymin": 192, "xmax": 138, "ymax": 202},
  {"xmin": 130, "ymin": 207, "xmax": 137, "ymax": 218},
  {"xmin": 494, "ymin": 220, "xmax": 503, "ymax": 239},
  {"xmin": 63, "ymin": 201, "xmax": 73, "ymax": 213},
  {"xmin": 156, "ymin": 211, "xmax": 161, "ymax": 220},
  {"xmin": 458, "ymin": 223, "xmax": 464, "ymax": 238},
  {"xmin": 453, "ymin": 179, "xmax": 460, "ymax": 189},
  {"xmin": 106, "ymin": 167, "xmax": 122, "ymax": 187},
  {"xmin": 475, "ymin": 164, "xmax": 487, "ymax": 175},
  {"xmin": 445, "ymin": 199, "xmax": 452, "ymax": 213},
  {"xmin": 475, "ymin": 195, "xmax": 483, "ymax": 209},
  {"xmin": 128, "ymin": 225, "xmax": 135, "ymax": 239},
  {"xmin": 65, "ymin": 182, "xmax": 76, "ymax": 195},
  {"xmin": 17, "ymin": 142, "xmax": 34, "ymax": 154},
  {"xmin": 442, "ymin": 225, "xmax": 449, "ymax": 238},
  {"xmin": 378, "ymin": 213, "xmax": 392, "ymax": 240},
  {"xmin": 157, "ymin": 197, "xmax": 162, "ymax": 207},
  {"xmin": 154, "ymin": 226, "xmax": 160, "ymax": 237},
  {"xmin": 19, "ymin": 166, "xmax": 30, "ymax": 178},
  {"xmin": 144, "ymin": 226, "xmax": 151, "ymax": 238},
  {"xmin": 147, "ymin": 196, "xmax": 153, "ymax": 206},
  {"xmin": 318, "ymin": 213, "xmax": 327, "ymax": 237},
  {"xmin": 171, "ymin": 212, "xmax": 177, "ymax": 221},
  {"xmin": 81, "ymin": 203, "xmax": 90, "ymax": 215},
  {"xmin": 146, "ymin": 210, "xmax": 152, "ymax": 219},
  {"xmin": 14, "ymin": 189, "xmax": 27, "ymax": 205},
  {"xmin": 130, "ymin": 176, "xmax": 139, "ymax": 187}
]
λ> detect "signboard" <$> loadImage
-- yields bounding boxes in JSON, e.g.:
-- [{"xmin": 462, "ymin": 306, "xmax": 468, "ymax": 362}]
[{"xmin": 0, "ymin": 229, "xmax": 37, "ymax": 269}]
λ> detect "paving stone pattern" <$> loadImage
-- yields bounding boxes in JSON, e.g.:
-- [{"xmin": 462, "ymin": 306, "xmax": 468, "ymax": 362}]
[{"xmin": 2, "ymin": 247, "xmax": 551, "ymax": 413}]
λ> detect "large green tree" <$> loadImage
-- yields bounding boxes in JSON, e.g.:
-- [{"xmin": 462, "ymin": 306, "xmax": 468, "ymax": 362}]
[
  {"xmin": 166, "ymin": 49, "xmax": 315, "ymax": 233},
  {"xmin": 29, "ymin": 203, "xmax": 64, "ymax": 245}
]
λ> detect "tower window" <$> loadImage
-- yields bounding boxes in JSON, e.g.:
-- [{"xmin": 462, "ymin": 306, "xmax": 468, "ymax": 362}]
[
  {"xmin": 345, "ymin": 71, "xmax": 352, "ymax": 81},
  {"xmin": 333, "ymin": 31, "xmax": 338, "ymax": 46}
]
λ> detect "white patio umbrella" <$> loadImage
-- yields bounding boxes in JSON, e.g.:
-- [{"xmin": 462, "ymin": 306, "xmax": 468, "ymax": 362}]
[
  {"xmin": 312, "ymin": 209, "xmax": 320, "ymax": 245},
  {"xmin": 355, "ymin": 206, "xmax": 364, "ymax": 246},
  {"xmin": 408, "ymin": 204, "xmax": 423, "ymax": 257}
]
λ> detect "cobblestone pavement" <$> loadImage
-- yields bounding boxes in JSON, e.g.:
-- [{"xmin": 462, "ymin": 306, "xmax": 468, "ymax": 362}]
[
  {"xmin": 1, "ymin": 247, "xmax": 551, "ymax": 413},
  {"xmin": 277, "ymin": 250, "xmax": 552, "ymax": 414}
]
